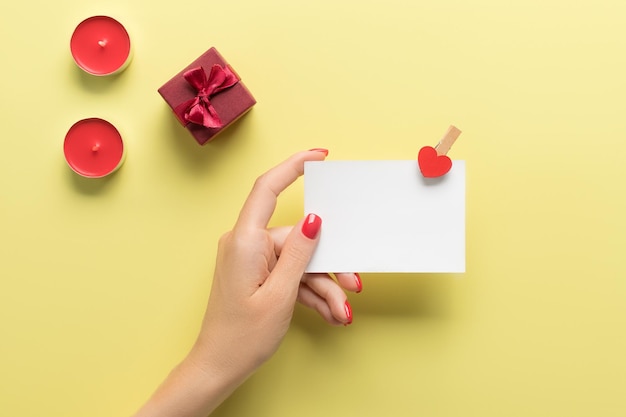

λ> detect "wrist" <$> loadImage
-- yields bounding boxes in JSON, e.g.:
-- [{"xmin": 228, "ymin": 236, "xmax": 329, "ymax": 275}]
[
  {"xmin": 181, "ymin": 335, "xmax": 257, "ymax": 394},
  {"xmin": 133, "ymin": 342, "xmax": 253, "ymax": 417}
]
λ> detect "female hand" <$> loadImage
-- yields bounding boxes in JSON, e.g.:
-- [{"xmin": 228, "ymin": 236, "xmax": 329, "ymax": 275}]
[
  {"xmin": 134, "ymin": 150, "xmax": 362, "ymax": 417},
  {"xmin": 194, "ymin": 149, "xmax": 361, "ymax": 373}
]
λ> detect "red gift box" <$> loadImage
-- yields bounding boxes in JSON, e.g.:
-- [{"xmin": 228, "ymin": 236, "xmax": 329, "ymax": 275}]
[{"xmin": 158, "ymin": 47, "xmax": 256, "ymax": 145}]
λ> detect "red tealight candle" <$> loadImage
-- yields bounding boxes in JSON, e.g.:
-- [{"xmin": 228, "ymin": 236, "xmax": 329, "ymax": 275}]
[
  {"xmin": 70, "ymin": 16, "xmax": 132, "ymax": 76},
  {"xmin": 64, "ymin": 118, "xmax": 126, "ymax": 178}
]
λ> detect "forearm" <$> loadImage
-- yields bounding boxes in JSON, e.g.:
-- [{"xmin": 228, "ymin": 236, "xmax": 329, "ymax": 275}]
[{"xmin": 133, "ymin": 344, "xmax": 251, "ymax": 417}]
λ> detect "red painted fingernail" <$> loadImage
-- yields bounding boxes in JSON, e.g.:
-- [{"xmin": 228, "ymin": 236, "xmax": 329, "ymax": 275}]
[
  {"xmin": 354, "ymin": 273, "xmax": 363, "ymax": 293},
  {"xmin": 344, "ymin": 300, "xmax": 353, "ymax": 326},
  {"xmin": 308, "ymin": 148, "xmax": 329, "ymax": 156},
  {"xmin": 301, "ymin": 213, "xmax": 322, "ymax": 239}
]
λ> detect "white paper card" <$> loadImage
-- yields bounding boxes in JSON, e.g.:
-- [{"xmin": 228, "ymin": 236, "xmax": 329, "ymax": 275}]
[{"xmin": 304, "ymin": 160, "xmax": 465, "ymax": 273}]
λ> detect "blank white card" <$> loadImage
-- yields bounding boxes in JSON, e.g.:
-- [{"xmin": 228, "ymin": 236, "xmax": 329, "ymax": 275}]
[{"xmin": 304, "ymin": 160, "xmax": 465, "ymax": 273}]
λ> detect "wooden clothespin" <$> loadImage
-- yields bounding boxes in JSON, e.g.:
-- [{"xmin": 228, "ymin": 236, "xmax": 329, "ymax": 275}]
[
  {"xmin": 434, "ymin": 125, "xmax": 461, "ymax": 156},
  {"xmin": 418, "ymin": 125, "xmax": 462, "ymax": 178}
]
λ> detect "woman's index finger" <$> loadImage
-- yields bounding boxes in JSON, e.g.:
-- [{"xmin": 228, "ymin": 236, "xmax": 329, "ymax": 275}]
[{"xmin": 234, "ymin": 150, "xmax": 327, "ymax": 231}]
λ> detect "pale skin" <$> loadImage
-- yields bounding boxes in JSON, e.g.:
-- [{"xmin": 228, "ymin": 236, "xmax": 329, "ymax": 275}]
[{"xmin": 133, "ymin": 150, "xmax": 361, "ymax": 417}]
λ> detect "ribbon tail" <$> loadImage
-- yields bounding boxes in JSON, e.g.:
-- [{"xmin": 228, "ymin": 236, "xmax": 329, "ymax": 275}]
[
  {"xmin": 186, "ymin": 102, "xmax": 209, "ymax": 126},
  {"xmin": 201, "ymin": 102, "xmax": 223, "ymax": 128},
  {"xmin": 173, "ymin": 97, "xmax": 199, "ymax": 126}
]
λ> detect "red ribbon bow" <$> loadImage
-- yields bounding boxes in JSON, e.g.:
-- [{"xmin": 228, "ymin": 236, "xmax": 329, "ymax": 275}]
[{"xmin": 174, "ymin": 65, "xmax": 239, "ymax": 129}]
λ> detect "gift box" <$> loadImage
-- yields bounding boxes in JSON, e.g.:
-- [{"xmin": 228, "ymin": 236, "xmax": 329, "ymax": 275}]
[{"xmin": 158, "ymin": 47, "xmax": 256, "ymax": 145}]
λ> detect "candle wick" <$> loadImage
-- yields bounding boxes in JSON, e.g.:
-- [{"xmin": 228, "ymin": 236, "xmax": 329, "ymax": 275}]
[
  {"xmin": 98, "ymin": 39, "xmax": 107, "ymax": 48},
  {"xmin": 92, "ymin": 143, "xmax": 101, "ymax": 152}
]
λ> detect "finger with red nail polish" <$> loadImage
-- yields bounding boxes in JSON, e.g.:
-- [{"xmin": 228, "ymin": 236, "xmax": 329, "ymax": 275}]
[
  {"xmin": 344, "ymin": 301, "xmax": 353, "ymax": 326},
  {"xmin": 301, "ymin": 213, "xmax": 322, "ymax": 239},
  {"xmin": 334, "ymin": 272, "xmax": 363, "ymax": 294}
]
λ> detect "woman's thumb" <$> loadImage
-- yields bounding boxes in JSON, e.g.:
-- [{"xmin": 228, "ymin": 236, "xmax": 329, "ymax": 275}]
[{"xmin": 265, "ymin": 214, "xmax": 322, "ymax": 294}]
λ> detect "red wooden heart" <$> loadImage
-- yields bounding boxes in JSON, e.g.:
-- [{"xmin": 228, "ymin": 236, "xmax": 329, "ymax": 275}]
[{"xmin": 418, "ymin": 146, "xmax": 452, "ymax": 178}]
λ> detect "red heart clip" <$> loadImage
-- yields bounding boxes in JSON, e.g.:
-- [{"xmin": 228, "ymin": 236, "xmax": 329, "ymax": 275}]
[{"xmin": 418, "ymin": 146, "xmax": 452, "ymax": 178}]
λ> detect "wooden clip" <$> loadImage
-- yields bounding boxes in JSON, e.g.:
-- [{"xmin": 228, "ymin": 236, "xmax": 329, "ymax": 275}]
[{"xmin": 434, "ymin": 125, "xmax": 462, "ymax": 156}]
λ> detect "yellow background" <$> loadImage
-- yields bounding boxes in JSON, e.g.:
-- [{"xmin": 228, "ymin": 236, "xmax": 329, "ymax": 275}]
[{"xmin": 1, "ymin": 0, "xmax": 625, "ymax": 416}]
